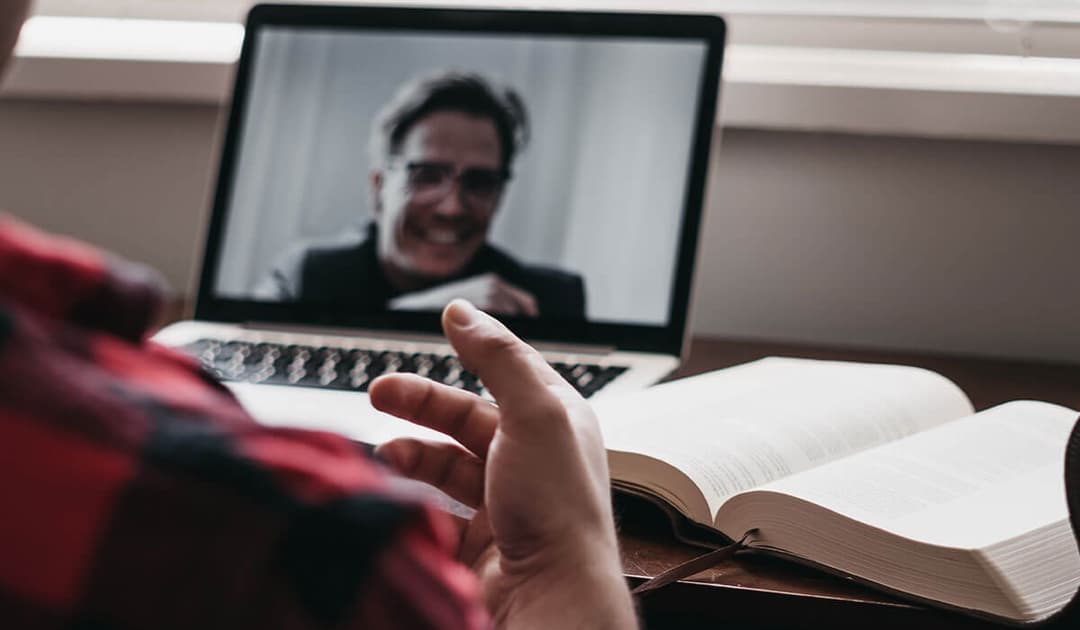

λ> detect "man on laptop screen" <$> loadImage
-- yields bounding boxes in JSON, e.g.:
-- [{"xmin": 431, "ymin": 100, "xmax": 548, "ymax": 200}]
[
  {"xmin": 156, "ymin": 6, "xmax": 725, "ymax": 444},
  {"xmin": 254, "ymin": 70, "xmax": 586, "ymax": 319},
  {"xmin": 209, "ymin": 21, "xmax": 710, "ymax": 331}
]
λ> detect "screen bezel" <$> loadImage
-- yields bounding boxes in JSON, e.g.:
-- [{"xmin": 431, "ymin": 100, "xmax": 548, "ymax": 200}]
[{"xmin": 194, "ymin": 4, "xmax": 726, "ymax": 356}]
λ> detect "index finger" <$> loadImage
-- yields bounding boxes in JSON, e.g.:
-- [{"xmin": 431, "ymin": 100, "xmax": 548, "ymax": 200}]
[{"xmin": 441, "ymin": 300, "xmax": 578, "ymax": 412}]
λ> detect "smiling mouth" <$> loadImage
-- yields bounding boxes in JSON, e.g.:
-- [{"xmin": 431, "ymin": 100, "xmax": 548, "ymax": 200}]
[
  {"xmin": 426, "ymin": 228, "xmax": 463, "ymax": 245},
  {"xmin": 410, "ymin": 224, "xmax": 476, "ymax": 247}
]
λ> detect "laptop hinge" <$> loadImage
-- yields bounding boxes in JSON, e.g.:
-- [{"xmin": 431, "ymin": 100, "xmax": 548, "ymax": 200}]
[{"xmin": 241, "ymin": 321, "xmax": 618, "ymax": 357}]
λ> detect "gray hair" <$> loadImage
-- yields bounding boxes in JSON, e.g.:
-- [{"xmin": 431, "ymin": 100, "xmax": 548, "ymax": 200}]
[{"xmin": 369, "ymin": 70, "xmax": 529, "ymax": 172}]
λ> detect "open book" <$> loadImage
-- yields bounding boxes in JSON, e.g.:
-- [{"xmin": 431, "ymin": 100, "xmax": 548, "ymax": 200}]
[{"xmin": 593, "ymin": 357, "xmax": 1080, "ymax": 625}]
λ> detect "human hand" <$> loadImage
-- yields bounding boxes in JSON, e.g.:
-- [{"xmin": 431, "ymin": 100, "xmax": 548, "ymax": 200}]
[
  {"xmin": 388, "ymin": 273, "xmax": 540, "ymax": 317},
  {"xmin": 369, "ymin": 300, "xmax": 636, "ymax": 629}
]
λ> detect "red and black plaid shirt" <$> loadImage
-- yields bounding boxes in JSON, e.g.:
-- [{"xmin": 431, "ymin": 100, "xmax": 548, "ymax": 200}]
[{"xmin": 0, "ymin": 215, "xmax": 489, "ymax": 629}]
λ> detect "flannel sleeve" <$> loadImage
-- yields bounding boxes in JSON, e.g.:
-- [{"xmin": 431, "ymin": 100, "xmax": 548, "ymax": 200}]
[
  {"xmin": 0, "ymin": 215, "xmax": 489, "ymax": 629},
  {"xmin": 0, "ymin": 331, "xmax": 489, "ymax": 629}
]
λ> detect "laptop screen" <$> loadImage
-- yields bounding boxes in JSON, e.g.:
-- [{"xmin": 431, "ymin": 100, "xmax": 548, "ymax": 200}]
[{"xmin": 197, "ymin": 6, "xmax": 724, "ymax": 354}]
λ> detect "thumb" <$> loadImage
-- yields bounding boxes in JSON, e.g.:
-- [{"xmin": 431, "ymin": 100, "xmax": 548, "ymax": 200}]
[{"xmin": 441, "ymin": 299, "xmax": 571, "ymax": 411}]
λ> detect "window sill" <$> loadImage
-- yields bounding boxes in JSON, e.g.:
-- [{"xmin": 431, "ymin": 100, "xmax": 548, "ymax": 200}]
[{"xmin": 4, "ymin": 16, "xmax": 1080, "ymax": 145}]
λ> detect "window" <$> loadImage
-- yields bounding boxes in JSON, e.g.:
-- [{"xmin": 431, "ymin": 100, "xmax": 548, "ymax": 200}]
[
  {"xmin": 702, "ymin": 1, "xmax": 1080, "ymax": 21},
  {"xmin": 18, "ymin": 1, "xmax": 1080, "ymax": 143},
  {"xmin": 33, "ymin": 1, "xmax": 1080, "ymax": 21},
  {"xmin": 32, "ymin": 1, "xmax": 1080, "ymax": 56},
  {"xmin": 719, "ymin": 0, "xmax": 1080, "ymax": 58},
  {"xmin": 34, "ymin": 0, "xmax": 251, "ymax": 21}
]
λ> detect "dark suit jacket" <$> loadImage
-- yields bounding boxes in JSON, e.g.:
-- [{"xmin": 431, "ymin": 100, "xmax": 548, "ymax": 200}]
[{"xmin": 256, "ymin": 226, "xmax": 586, "ymax": 319}]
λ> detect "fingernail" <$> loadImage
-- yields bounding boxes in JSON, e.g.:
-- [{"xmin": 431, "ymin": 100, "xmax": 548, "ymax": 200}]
[{"xmin": 445, "ymin": 299, "xmax": 479, "ymax": 328}]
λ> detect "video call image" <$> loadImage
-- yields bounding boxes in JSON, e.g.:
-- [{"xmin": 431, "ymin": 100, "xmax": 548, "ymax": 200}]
[{"xmin": 213, "ymin": 28, "xmax": 706, "ymax": 326}]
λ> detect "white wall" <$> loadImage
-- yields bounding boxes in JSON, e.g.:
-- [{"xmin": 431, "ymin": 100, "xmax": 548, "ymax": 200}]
[
  {"xmin": 0, "ymin": 100, "xmax": 219, "ymax": 297},
  {"xmin": 694, "ymin": 129, "xmax": 1080, "ymax": 362},
  {"xmin": 1, "ymin": 99, "xmax": 1078, "ymax": 362}
]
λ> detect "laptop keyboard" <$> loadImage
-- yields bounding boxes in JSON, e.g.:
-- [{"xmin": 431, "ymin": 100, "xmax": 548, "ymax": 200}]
[{"xmin": 180, "ymin": 339, "xmax": 628, "ymax": 399}]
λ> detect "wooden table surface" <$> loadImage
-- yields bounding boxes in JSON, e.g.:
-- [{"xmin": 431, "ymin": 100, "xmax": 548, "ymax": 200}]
[{"xmin": 623, "ymin": 337, "xmax": 1080, "ymax": 629}]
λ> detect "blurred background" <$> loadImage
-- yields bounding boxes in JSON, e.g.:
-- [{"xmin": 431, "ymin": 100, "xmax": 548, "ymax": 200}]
[{"xmin": 3, "ymin": 0, "xmax": 1080, "ymax": 360}]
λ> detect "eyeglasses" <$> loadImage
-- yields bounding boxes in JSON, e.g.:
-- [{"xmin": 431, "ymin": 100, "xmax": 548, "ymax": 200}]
[{"xmin": 396, "ymin": 161, "xmax": 510, "ymax": 207}]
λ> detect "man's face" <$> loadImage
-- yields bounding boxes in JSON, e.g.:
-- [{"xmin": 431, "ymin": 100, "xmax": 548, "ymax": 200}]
[{"xmin": 373, "ymin": 110, "xmax": 505, "ymax": 284}]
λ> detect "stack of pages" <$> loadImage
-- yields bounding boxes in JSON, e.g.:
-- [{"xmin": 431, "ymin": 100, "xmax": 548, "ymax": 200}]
[{"xmin": 594, "ymin": 357, "xmax": 1080, "ymax": 624}]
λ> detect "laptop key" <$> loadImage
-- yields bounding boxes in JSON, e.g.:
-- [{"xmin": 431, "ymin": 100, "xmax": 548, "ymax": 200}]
[{"xmin": 413, "ymin": 353, "xmax": 436, "ymax": 378}]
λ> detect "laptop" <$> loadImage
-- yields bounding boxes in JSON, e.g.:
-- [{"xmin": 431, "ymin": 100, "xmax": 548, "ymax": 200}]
[{"xmin": 155, "ymin": 4, "xmax": 726, "ymax": 446}]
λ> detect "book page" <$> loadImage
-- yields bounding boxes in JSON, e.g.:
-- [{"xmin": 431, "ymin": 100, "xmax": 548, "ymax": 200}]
[
  {"xmin": 596, "ymin": 357, "xmax": 973, "ymax": 518},
  {"xmin": 750, "ymin": 401, "xmax": 1078, "ymax": 549}
]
